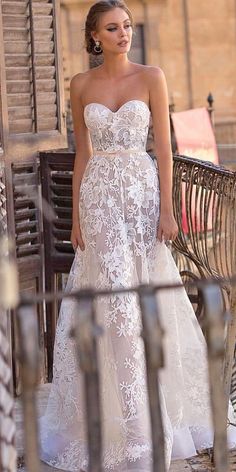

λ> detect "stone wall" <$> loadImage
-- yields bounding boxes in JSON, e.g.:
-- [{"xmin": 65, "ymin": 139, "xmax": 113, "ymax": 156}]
[{"xmin": 60, "ymin": 0, "xmax": 236, "ymax": 130}]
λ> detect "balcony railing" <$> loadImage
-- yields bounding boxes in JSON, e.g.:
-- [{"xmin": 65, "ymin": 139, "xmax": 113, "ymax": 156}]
[{"xmin": 0, "ymin": 151, "xmax": 236, "ymax": 471}]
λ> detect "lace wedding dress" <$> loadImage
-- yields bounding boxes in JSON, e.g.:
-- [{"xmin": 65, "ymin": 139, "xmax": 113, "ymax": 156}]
[{"xmin": 39, "ymin": 100, "xmax": 236, "ymax": 471}]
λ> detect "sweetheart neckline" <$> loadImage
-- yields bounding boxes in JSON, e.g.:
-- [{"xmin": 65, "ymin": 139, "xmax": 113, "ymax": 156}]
[{"xmin": 84, "ymin": 99, "xmax": 150, "ymax": 115}]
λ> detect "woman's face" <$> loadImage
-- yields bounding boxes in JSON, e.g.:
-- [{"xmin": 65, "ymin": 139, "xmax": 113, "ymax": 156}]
[{"xmin": 92, "ymin": 7, "xmax": 133, "ymax": 55}]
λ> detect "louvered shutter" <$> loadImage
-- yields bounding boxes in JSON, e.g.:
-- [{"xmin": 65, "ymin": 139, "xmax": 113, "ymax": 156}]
[
  {"xmin": 2, "ymin": 0, "xmax": 66, "ymax": 142},
  {"xmin": 0, "ymin": 0, "xmax": 66, "ymax": 390}
]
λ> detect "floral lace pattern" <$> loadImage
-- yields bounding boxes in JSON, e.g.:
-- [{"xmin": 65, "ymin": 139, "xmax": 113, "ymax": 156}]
[
  {"xmin": 84, "ymin": 100, "xmax": 150, "ymax": 153},
  {"xmin": 39, "ymin": 101, "xmax": 236, "ymax": 471}
]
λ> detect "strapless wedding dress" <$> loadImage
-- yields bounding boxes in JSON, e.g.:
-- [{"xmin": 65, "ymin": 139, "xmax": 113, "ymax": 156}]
[{"xmin": 39, "ymin": 100, "xmax": 236, "ymax": 471}]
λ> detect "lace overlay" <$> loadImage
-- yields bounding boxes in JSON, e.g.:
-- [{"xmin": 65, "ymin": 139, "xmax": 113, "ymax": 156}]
[{"xmin": 39, "ymin": 100, "xmax": 236, "ymax": 471}]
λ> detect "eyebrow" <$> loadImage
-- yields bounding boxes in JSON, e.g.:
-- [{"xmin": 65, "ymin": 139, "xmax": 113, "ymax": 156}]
[{"xmin": 104, "ymin": 19, "xmax": 131, "ymax": 27}]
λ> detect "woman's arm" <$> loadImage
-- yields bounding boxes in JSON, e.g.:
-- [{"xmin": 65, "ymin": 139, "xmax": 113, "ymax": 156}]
[
  {"xmin": 70, "ymin": 74, "xmax": 93, "ymax": 250},
  {"xmin": 148, "ymin": 66, "xmax": 178, "ymax": 242}
]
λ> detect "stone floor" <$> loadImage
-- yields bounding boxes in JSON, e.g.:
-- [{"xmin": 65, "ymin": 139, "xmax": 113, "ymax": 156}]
[{"xmin": 15, "ymin": 383, "xmax": 236, "ymax": 471}]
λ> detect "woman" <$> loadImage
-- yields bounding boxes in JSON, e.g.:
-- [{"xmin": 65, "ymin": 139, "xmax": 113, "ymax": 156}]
[{"xmin": 39, "ymin": 1, "xmax": 236, "ymax": 470}]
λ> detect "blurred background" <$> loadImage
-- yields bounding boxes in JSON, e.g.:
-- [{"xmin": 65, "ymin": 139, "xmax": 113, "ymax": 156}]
[{"xmin": 60, "ymin": 0, "xmax": 236, "ymax": 169}]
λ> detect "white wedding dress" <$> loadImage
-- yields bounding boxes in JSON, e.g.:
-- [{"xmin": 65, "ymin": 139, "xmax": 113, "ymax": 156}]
[{"xmin": 39, "ymin": 100, "xmax": 236, "ymax": 471}]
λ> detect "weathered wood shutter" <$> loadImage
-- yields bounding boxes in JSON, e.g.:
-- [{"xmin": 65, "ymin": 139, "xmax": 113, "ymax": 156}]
[
  {"xmin": 2, "ymin": 0, "xmax": 66, "ymax": 146},
  {"xmin": 0, "ymin": 0, "xmax": 67, "ymax": 389}
]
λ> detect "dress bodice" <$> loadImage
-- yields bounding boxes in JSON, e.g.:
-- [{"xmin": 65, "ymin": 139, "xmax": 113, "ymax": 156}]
[{"xmin": 84, "ymin": 100, "xmax": 150, "ymax": 154}]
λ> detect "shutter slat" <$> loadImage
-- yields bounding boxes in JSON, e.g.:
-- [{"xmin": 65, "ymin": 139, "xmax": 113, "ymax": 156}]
[
  {"xmin": 6, "ymin": 66, "xmax": 55, "ymax": 81},
  {"xmin": 5, "ymin": 54, "xmax": 29, "ymax": 67},
  {"xmin": 15, "ymin": 209, "xmax": 37, "ymax": 221},
  {"xmin": 53, "ymin": 229, "xmax": 71, "ymax": 241},
  {"xmin": 38, "ymin": 104, "xmax": 57, "ymax": 116},
  {"xmin": 6, "ymin": 67, "xmax": 30, "ymax": 81},
  {"xmin": 7, "ymin": 94, "xmax": 31, "ymax": 107},
  {"xmin": 4, "ymin": 41, "xmax": 29, "ymax": 54},
  {"xmin": 38, "ymin": 117, "xmax": 57, "ymax": 131},
  {"xmin": 3, "ymin": 28, "xmax": 28, "ymax": 41},
  {"xmin": 9, "ymin": 120, "xmax": 33, "ymax": 133},
  {"xmin": 37, "ymin": 92, "xmax": 56, "ymax": 104},
  {"xmin": 9, "ymin": 106, "xmax": 32, "ymax": 120},
  {"xmin": 7, "ymin": 81, "xmax": 31, "ymax": 93},
  {"xmin": 35, "ymin": 54, "xmax": 54, "ymax": 66},
  {"xmin": 16, "ymin": 244, "xmax": 41, "ymax": 258},
  {"xmin": 2, "ymin": 15, "xmax": 28, "ymax": 28},
  {"xmin": 16, "ymin": 232, "xmax": 39, "ymax": 246},
  {"xmin": 13, "ymin": 172, "xmax": 36, "ymax": 185},
  {"xmin": 36, "ymin": 79, "xmax": 55, "ymax": 92},
  {"xmin": 16, "ymin": 221, "xmax": 37, "ymax": 234},
  {"xmin": 34, "ymin": 29, "xmax": 53, "ymax": 42},
  {"xmin": 36, "ymin": 66, "xmax": 55, "ymax": 79},
  {"xmin": 2, "ymin": 2, "xmax": 28, "ymax": 15},
  {"xmin": 32, "ymin": 4, "xmax": 53, "ymax": 15},
  {"xmin": 34, "ymin": 42, "xmax": 54, "ymax": 54},
  {"xmin": 34, "ymin": 16, "xmax": 53, "ymax": 29}
]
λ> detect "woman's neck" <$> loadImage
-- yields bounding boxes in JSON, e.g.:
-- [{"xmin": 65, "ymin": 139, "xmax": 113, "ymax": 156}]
[{"xmin": 100, "ymin": 54, "xmax": 131, "ymax": 79}]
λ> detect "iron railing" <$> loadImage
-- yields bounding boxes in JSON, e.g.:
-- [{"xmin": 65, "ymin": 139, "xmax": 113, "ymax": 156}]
[
  {"xmin": 0, "ymin": 152, "xmax": 236, "ymax": 471},
  {"xmin": 3, "ymin": 276, "xmax": 236, "ymax": 472}
]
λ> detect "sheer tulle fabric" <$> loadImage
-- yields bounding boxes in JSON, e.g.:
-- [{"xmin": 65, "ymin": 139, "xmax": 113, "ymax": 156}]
[{"xmin": 39, "ymin": 101, "xmax": 236, "ymax": 471}]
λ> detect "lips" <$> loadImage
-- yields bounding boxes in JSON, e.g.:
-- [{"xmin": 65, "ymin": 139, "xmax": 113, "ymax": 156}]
[{"xmin": 118, "ymin": 40, "xmax": 128, "ymax": 46}]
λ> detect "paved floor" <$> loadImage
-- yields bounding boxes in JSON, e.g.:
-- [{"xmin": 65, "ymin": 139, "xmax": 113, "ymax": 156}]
[{"xmin": 15, "ymin": 383, "xmax": 234, "ymax": 471}]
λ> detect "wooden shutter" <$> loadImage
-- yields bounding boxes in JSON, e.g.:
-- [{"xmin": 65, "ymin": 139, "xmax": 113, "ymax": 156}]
[
  {"xmin": 0, "ymin": 0, "xmax": 67, "ymax": 388},
  {"xmin": 3, "ymin": 0, "xmax": 34, "ymax": 134},
  {"xmin": 12, "ymin": 161, "xmax": 41, "ymax": 259},
  {"xmin": 2, "ymin": 0, "xmax": 66, "ymax": 148}
]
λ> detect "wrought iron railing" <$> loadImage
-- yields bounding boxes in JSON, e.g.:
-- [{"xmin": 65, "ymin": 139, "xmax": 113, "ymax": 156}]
[
  {"xmin": 172, "ymin": 155, "xmax": 236, "ymax": 405},
  {"xmin": 0, "ymin": 152, "xmax": 236, "ymax": 471},
  {"xmin": 2, "ymin": 276, "xmax": 236, "ymax": 472}
]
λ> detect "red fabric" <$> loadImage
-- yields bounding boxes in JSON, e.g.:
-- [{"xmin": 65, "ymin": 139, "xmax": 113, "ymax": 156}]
[{"xmin": 171, "ymin": 108, "xmax": 218, "ymax": 233}]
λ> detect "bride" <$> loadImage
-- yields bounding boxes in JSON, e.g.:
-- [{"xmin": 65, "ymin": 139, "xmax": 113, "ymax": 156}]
[{"xmin": 39, "ymin": 1, "xmax": 236, "ymax": 470}]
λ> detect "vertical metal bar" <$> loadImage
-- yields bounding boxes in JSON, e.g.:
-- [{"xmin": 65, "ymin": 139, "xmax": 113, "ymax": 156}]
[
  {"xmin": 224, "ymin": 286, "xmax": 236, "ymax": 404},
  {"xmin": 71, "ymin": 294, "xmax": 103, "ymax": 472},
  {"xmin": 16, "ymin": 303, "xmax": 40, "ymax": 472},
  {"xmin": 202, "ymin": 284, "xmax": 229, "ymax": 472},
  {"xmin": 0, "ymin": 308, "xmax": 17, "ymax": 472},
  {"xmin": 138, "ymin": 285, "xmax": 166, "ymax": 472}
]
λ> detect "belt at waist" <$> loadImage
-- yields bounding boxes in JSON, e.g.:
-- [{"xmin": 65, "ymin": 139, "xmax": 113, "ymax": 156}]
[{"xmin": 93, "ymin": 149, "xmax": 146, "ymax": 156}]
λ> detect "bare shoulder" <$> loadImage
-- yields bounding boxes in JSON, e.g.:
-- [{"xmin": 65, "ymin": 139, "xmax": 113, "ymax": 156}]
[
  {"xmin": 142, "ymin": 65, "xmax": 166, "ymax": 86},
  {"xmin": 130, "ymin": 63, "xmax": 166, "ymax": 90},
  {"xmin": 70, "ymin": 71, "xmax": 90, "ymax": 97}
]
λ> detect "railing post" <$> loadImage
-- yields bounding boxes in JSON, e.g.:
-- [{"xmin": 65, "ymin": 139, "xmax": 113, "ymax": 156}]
[
  {"xmin": 202, "ymin": 284, "xmax": 229, "ymax": 472},
  {"xmin": 16, "ymin": 303, "xmax": 41, "ymax": 472},
  {"xmin": 71, "ymin": 292, "xmax": 103, "ymax": 472},
  {"xmin": 224, "ymin": 285, "xmax": 236, "ymax": 404},
  {"xmin": 0, "ymin": 309, "xmax": 17, "ymax": 472},
  {"xmin": 0, "ymin": 235, "xmax": 18, "ymax": 472},
  {"xmin": 138, "ymin": 285, "xmax": 166, "ymax": 472}
]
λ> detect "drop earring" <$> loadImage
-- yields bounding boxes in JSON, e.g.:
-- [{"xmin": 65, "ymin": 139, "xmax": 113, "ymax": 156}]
[{"xmin": 94, "ymin": 40, "xmax": 102, "ymax": 53}]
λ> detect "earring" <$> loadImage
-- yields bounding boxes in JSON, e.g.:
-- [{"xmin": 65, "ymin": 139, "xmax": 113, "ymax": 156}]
[{"xmin": 94, "ymin": 40, "xmax": 102, "ymax": 53}]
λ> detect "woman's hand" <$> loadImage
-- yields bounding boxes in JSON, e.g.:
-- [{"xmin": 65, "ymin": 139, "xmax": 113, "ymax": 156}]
[
  {"xmin": 71, "ymin": 218, "xmax": 85, "ymax": 252},
  {"xmin": 157, "ymin": 211, "xmax": 178, "ymax": 242}
]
